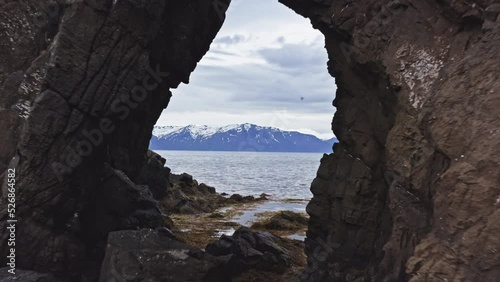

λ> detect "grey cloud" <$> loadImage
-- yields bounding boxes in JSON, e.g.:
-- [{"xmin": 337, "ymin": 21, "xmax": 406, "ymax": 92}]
[
  {"xmin": 258, "ymin": 43, "xmax": 327, "ymax": 69},
  {"xmin": 214, "ymin": 34, "xmax": 246, "ymax": 45},
  {"xmin": 175, "ymin": 60, "xmax": 336, "ymax": 115},
  {"xmin": 159, "ymin": 0, "xmax": 336, "ymax": 136}
]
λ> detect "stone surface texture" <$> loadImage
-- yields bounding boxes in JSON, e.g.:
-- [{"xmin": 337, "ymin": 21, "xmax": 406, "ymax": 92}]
[
  {"xmin": 0, "ymin": 0, "xmax": 229, "ymax": 280},
  {"xmin": 99, "ymin": 229, "xmax": 227, "ymax": 282},
  {"xmin": 279, "ymin": 0, "xmax": 500, "ymax": 281}
]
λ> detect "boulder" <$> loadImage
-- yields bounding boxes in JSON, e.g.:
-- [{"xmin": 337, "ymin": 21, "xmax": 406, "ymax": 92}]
[
  {"xmin": 100, "ymin": 229, "xmax": 229, "ymax": 282},
  {"xmin": 206, "ymin": 227, "xmax": 292, "ymax": 275},
  {"xmin": 161, "ymin": 174, "xmax": 226, "ymax": 214},
  {"xmin": 90, "ymin": 165, "xmax": 166, "ymax": 238},
  {"xmin": 251, "ymin": 211, "xmax": 308, "ymax": 232},
  {"xmin": 198, "ymin": 183, "xmax": 216, "ymax": 194},
  {"xmin": 136, "ymin": 150, "xmax": 171, "ymax": 199},
  {"xmin": 170, "ymin": 173, "xmax": 194, "ymax": 186},
  {"xmin": 205, "ymin": 235, "xmax": 234, "ymax": 256}
]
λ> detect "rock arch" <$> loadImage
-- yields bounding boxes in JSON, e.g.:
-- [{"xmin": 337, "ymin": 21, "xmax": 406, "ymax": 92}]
[{"xmin": 0, "ymin": 0, "xmax": 499, "ymax": 281}]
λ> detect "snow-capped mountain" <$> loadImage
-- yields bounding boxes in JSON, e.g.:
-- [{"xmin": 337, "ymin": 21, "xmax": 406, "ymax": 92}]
[{"xmin": 150, "ymin": 124, "xmax": 337, "ymax": 153}]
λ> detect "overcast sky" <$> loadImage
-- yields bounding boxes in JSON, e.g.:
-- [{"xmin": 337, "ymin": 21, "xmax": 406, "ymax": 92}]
[{"xmin": 156, "ymin": 0, "xmax": 337, "ymax": 139}]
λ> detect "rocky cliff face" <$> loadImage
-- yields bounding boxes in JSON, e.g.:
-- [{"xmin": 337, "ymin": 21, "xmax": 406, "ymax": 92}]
[
  {"xmin": 279, "ymin": 0, "xmax": 500, "ymax": 281},
  {"xmin": 0, "ymin": 0, "xmax": 229, "ymax": 280},
  {"xmin": 1, "ymin": 0, "xmax": 499, "ymax": 281}
]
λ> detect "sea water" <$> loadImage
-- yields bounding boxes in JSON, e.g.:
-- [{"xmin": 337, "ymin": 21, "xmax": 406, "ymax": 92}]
[{"xmin": 155, "ymin": 150, "xmax": 324, "ymax": 200}]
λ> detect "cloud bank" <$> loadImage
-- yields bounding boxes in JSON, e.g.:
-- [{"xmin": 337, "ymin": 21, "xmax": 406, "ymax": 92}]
[{"xmin": 156, "ymin": 0, "xmax": 337, "ymax": 139}]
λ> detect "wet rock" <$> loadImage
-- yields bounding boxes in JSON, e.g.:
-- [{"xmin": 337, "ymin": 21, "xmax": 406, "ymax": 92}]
[
  {"xmin": 162, "ymin": 175, "xmax": 267, "ymax": 214},
  {"xmin": 100, "ymin": 229, "xmax": 228, "ymax": 282},
  {"xmin": 228, "ymin": 194, "xmax": 265, "ymax": 203},
  {"xmin": 162, "ymin": 175, "xmax": 227, "ymax": 214},
  {"xmin": 206, "ymin": 227, "xmax": 292, "ymax": 275}
]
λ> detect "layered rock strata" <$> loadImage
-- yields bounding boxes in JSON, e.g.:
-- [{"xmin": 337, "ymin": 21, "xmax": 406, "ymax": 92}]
[
  {"xmin": 0, "ymin": 0, "xmax": 229, "ymax": 280},
  {"xmin": 280, "ymin": 0, "xmax": 500, "ymax": 281}
]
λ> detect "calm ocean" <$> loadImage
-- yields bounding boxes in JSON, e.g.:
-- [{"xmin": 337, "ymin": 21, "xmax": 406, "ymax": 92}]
[{"xmin": 155, "ymin": 150, "xmax": 325, "ymax": 200}]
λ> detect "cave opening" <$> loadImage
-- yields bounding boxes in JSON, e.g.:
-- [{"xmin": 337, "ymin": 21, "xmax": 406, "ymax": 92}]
[
  {"xmin": 149, "ymin": 0, "xmax": 337, "ymax": 240},
  {"xmin": 147, "ymin": 1, "xmax": 398, "ymax": 281},
  {"xmin": 147, "ymin": 0, "xmax": 344, "ymax": 279},
  {"xmin": 147, "ymin": 0, "xmax": 403, "ymax": 281}
]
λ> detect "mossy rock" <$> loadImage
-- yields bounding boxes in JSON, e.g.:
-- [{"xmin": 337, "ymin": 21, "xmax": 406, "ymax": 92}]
[
  {"xmin": 251, "ymin": 211, "xmax": 308, "ymax": 231},
  {"xmin": 229, "ymin": 194, "xmax": 244, "ymax": 201}
]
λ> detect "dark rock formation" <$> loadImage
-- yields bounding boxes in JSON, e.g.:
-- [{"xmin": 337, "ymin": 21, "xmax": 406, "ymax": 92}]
[
  {"xmin": 162, "ymin": 173, "xmax": 225, "ymax": 214},
  {"xmin": 279, "ymin": 0, "xmax": 500, "ymax": 281},
  {"xmin": 1, "ymin": 0, "xmax": 499, "ymax": 281},
  {"xmin": 162, "ymin": 174, "xmax": 267, "ymax": 214},
  {"xmin": 137, "ymin": 150, "xmax": 171, "ymax": 199},
  {"xmin": 251, "ymin": 210, "xmax": 308, "ymax": 232},
  {"xmin": 99, "ymin": 229, "xmax": 228, "ymax": 282},
  {"xmin": 0, "ymin": 0, "xmax": 229, "ymax": 280},
  {"xmin": 206, "ymin": 227, "xmax": 292, "ymax": 275}
]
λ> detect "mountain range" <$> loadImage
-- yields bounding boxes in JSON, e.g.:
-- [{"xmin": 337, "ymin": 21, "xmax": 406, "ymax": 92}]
[{"xmin": 150, "ymin": 124, "xmax": 337, "ymax": 153}]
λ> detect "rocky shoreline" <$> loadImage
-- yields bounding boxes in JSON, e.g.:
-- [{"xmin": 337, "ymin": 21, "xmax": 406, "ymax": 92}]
[
  {"xmin": 162, "ymin": 171, "xmax": 268, "ymax": 215},
  {"xmin": 98, "ymin": 150, "xmax": 309, "ymax": 282}
]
